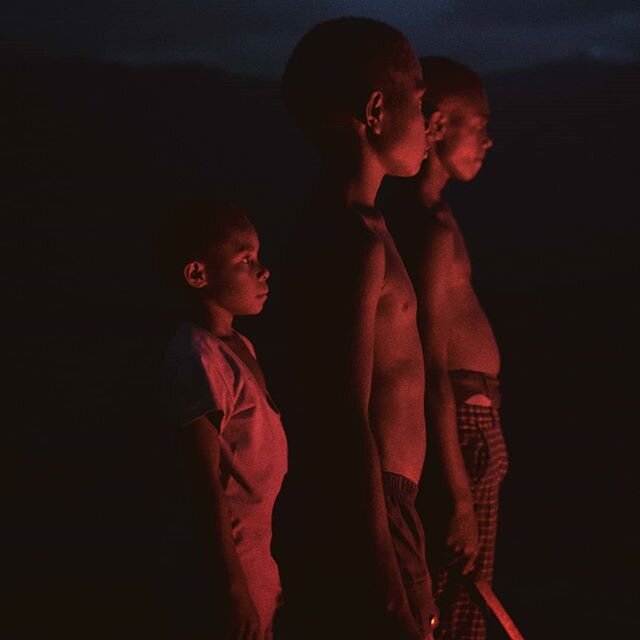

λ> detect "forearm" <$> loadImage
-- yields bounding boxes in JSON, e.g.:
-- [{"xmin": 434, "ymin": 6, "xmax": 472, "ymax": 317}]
[
  {"xmin": 181, "ymin": 421, "xmax": 254, "ymax": 602},
  {"xmin": 356, "ymin": 417, "xmax": 415, "ymax": 619},
  {"xmin": 426, "ymin": 371, "xmax": 474, "ymax": 512},
  {"xmin": 197, "ymin": 485, "xmax": 253, "ymax": 598}
]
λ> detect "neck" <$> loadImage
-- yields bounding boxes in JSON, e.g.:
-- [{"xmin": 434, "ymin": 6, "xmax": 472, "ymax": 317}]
[
  {"xmin": 191, "ymin": 300, "xmax": 234, "ymax": 338},
  {"xmin": 322, "ymin": 139, "xmax": 385, "ymax": 209},
  {"xmin": 417, "ymin": 155, "xmax": 450, "ymax": 207}
]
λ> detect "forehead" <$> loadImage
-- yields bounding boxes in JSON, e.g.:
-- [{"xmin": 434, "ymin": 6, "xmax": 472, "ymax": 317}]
[
  {"xmin": 444, "ymin": 92, "xmax": 490, "ymax": 119},
  {"xmin": 209, "ymin": 219, "xmax": 258, "ymax": 254}
]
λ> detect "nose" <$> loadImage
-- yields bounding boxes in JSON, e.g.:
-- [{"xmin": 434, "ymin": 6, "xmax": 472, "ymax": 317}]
[
  {"xmin": 257, "ymin": 263, "xmax": 270, "ymax": 281},
  {"xmin": 484, "ymin": 134, "xmax": 493, "ymax": 149}
]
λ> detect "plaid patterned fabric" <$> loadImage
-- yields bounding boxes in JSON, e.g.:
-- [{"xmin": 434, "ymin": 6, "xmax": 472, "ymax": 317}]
[{"xmin": 434, "ymin": 403, "xmax": 508, "ymax": 640}]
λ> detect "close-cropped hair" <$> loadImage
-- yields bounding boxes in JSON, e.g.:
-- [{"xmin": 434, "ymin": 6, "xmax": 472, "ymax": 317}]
[
  {"xmin": 420, "ymin": 56, "xmax": 485, "ymax": 115},
  {"xmin": 283, "ymin": 16, "xmax": 413, "ymax": 136},
  {"xmin": 156, "ymin": 200, "xmax": 247, "ymax": 291}
]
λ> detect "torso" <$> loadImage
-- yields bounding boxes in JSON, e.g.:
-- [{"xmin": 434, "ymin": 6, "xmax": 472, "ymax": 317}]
[
  {"xmin": 222, "ymin": 331, "xmax": 270, "ymax": 395},
  {"xmin": 284, "ymin": 201, "xmax": 427, "ymax": 484},
  {"xmin": 358, "ymin": 209, "xmax": 426, "ymax": 484},
  {"xmin": 387, "ymin": 198, "xmax": 501, "ymax": 381},
  {"xmin": 165, "ymin": 323, "xmax": 288, "ymax": 627},
  {"xmin": 438, "ymin": 208, "xmax": 500, "ymax": 376}
]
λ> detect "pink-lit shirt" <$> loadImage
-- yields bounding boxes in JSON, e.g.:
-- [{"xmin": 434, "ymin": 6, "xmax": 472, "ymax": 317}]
[{"xmin": 165, "ymin": 322, "xmax": 288, "ymax": 630}]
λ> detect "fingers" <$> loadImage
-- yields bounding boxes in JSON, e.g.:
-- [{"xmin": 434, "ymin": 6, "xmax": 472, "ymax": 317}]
[
  {"xmin": 461, "ymin": 550, "xmax": 478, "ymax": 575},
  {"xmin": 445, "ymin": 540, "xmax": 479, "ymax": 575}
]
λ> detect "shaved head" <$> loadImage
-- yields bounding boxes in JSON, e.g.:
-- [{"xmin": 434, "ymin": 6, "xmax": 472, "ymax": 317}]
[
  {"xmin": 283, "ymin": 17, "xmax": 416, "ymax": 137},
  {"xmin": 420, "ymin": 56, "xmax": 486, "ymax": 115}
]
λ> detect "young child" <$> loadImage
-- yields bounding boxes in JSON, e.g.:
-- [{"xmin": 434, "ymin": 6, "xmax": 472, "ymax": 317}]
[
  {"xmin": 278, "ymin": 17, "xmax": 436, "ymax": 640},
  {"xmin": 384, "ymin": 57, "xmax": 508, "ymax": 640},
  {"xmin": 161, "ymin": 201, "xmax": 287, "ymax": 640}
]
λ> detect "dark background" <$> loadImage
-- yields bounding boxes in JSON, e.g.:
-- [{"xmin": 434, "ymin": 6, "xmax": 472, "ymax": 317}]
[{"xmin": 3, "ymin": 3, "xmax": 640, "ymax": 638}]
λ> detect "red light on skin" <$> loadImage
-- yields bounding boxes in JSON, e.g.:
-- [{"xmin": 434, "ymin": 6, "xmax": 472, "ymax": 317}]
[
  {"xmin": 432, "ymin": 94, "xmax": 493, "ymax": 183},
  {"xmin": 184, "ymin": 220, "xmax": 270, "ymax": 319}
]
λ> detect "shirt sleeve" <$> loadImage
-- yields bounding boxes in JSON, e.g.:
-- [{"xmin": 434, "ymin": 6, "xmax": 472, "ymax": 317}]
[{"xmin": 165, "ymin": 347, "xmax": 235, "ymax": 432}]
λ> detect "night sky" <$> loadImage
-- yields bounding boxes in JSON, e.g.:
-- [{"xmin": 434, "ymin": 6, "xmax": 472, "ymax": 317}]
[{"xmin": 2, "ymin": 0, "xmax": 640, "ymax": 77}]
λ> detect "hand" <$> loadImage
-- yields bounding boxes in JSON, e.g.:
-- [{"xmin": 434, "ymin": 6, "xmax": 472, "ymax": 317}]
[
  {"xmin": 223, "ymin": 591, "xmax": 262, "ymax": 640},
  {"xmin": 380, "ymin": 607, "xmax": 427, "ymax": 640},
  {"xmin": 446, "ymin": 508, "xmax": 479, "ymax": 575}
]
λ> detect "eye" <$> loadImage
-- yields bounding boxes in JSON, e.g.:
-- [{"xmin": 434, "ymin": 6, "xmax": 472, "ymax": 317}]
[{"xmin": 240, "ymin": 256, "xmax": 252, "ymax": 264}]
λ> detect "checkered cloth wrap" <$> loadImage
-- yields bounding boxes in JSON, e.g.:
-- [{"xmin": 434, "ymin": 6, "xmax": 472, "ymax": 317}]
[{"xmin": 434, "ymin": 403, "xmax": 508, "ymax": 640}]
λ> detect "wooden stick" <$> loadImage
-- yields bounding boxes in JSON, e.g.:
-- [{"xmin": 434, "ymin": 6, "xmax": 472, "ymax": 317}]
[{"xmin": 470, "ymin": 578, "xmax": 526, "ymax": 640}]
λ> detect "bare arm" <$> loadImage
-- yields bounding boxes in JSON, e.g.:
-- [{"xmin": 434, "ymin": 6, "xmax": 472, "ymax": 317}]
[
  {"xmin": 182, "ymin": 415, "xmax": 262, "ymax": 639},
  {"xmin": 416, "ymin": 224, "xmax": 479, "ymax": 574}
]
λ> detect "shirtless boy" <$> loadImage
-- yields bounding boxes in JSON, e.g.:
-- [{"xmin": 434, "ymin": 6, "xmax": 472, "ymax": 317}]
[
  {"xmin": 278, "ymin": 17, "xmax": 436, "ymax": 640},
  {"xmin": 161, "ymin": 202, "xmax": 287, "ymax": 639},
  {"xmin": 384, "ymin": 58, "xmax": 508, "ymax": 640}
]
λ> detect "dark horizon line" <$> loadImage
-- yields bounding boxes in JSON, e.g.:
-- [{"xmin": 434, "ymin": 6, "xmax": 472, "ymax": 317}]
[{"xmin": 3, "ymin": 48, "xmax": 639, "ymax": 82}]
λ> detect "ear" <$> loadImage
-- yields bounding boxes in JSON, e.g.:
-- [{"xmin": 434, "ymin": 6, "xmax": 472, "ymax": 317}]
[
  {"xmin": 427, "ymin": 110, "xmax": 446, "ymax": 142},
  {"xmin": 364, "ymin": 90, "xmax": 384, "ymax": 135},
  {"xmin": 183, "ymin": 260, "xmax": 208, "ymax": 289}
]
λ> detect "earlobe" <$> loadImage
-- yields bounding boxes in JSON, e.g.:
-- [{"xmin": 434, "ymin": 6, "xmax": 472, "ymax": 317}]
[
  {"xmin": 183, "ymin": 261, "xmax": 208, "ymax": 289},
  {"xmin": 365, "ymin": 90, "xmax": 384, "ymax": 135}
]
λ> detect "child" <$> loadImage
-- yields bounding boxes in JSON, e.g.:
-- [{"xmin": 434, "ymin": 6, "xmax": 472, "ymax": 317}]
[
  {"xmin": 384, "ymin": 57, "xmax": 508, "ymax": 640},
  {"xmin": 161, "ymin": 201, "xmax": 287, "ymax": 639},
  {"xmin": 278, "ymin": 17, "xmax": 436, "ymax": 640}
]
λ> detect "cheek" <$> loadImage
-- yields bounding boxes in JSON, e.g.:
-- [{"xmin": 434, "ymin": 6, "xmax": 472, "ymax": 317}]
[
  {"xmin": 405, "ymin": 105, "xmax": 425, "ymax": 140},
  {"xmin": 209, "ymin": 272, "xmax": 244, "ymax": 301},
  {"xmin": 445, "ymin": 133, "xmax": 476, "ymax": 163}
]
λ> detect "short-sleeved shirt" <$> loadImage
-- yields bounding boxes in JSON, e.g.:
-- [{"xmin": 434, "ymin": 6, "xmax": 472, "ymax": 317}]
[{"xmin": 165, "ymin": 321, "xmax": 288, "ymax": 629}]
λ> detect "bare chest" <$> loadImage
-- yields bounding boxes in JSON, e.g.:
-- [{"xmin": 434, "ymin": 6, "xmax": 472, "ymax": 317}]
[
  {"xmin": 449, "ymin": 223, "xmax": 473, "ymax": 287},
  {"xmin": 378, "ymin": 229, "xmax": 418, "ymax": 323}
]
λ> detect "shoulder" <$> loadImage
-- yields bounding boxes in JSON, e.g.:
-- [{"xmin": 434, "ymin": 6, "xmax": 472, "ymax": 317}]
[
  {"xmin": 344, "ymin": 213, "xmax": 386, "ymax": 290},
  {"xmin": 326, "ymin": 204, "xmax": 386, "ymax": 273},
  {"xmin": 165, "ymin": 323, "xmax": 238, "ymax": 390},
  {"xmin": 411, "ymin": 212, "xmax": 458, "ymax": 288},
  {"xmin": 166, "ymin": 322, "xmax": 220, "ymax": 362},
  {"xmin": 347, "ymin": 206, "xmax": 387, "ymax": 259},
  {"xmin": 420, "ymin": 213, "xmax": 456, "ymax": 261}
]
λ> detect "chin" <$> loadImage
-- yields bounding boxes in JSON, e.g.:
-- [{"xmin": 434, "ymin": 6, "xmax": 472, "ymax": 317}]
[
  {"xmin": 457, "ymin": 169, "xmax": 480, "ymax": 182},
  {"xmin": 397, "ymin": 160, "xmax": 424, "ymax": 178}
]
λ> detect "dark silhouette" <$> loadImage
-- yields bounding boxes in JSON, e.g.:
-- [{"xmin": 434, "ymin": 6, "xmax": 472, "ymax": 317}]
[{"xmin": 277, "ymin": 17, "xmax": 436, "ymax": 640}]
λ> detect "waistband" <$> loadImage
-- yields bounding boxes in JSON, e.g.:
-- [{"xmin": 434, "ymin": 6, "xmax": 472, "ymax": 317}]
[
  {"xmin": 449, "ymin": 369, "xmax": 501, "ymax": 409},
  {"xmin": 382, "ymin": 471, "xmax": 418, "ymax": 501}
]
